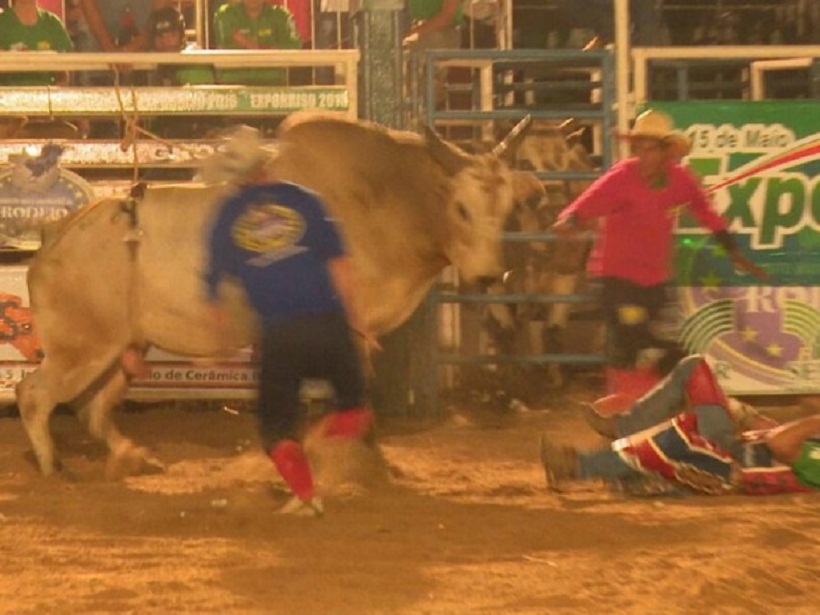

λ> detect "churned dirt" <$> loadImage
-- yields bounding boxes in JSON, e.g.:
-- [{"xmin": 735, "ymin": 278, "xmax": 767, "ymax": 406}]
[{"xmin": 0, "ymin": 382, "xmax": 818, "ymax": 615}]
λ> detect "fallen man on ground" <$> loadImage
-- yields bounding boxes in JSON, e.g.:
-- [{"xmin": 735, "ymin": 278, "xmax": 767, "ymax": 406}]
[{"xmin": 540, "ymin": 354, "xmax": 820, "ymax": 496}]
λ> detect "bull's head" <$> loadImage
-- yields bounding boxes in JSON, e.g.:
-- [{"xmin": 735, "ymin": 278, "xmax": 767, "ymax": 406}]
[
  {"xmin": 423, "ymin": 116, "xmax": 543, "ymax": 284},
  {"xmin": 0, "ymin": 293, "xmax": 43, "ymax": 362}
]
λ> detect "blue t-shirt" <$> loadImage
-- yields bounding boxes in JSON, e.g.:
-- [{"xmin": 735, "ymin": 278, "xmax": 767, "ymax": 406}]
[{"xmin": 205, "ymin": 182, "xmax": 346, "ymax": 325}]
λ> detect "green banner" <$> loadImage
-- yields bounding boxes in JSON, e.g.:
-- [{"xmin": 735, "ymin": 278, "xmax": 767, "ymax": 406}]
[
  {"xmin": 649, "ymin": 101, "xmax": 819, "ymax": 394},
  {"xmin": 0, "ymin": 86, "xmax": 351, "ymax": 116},
  {"xmin": 650, "ymin": 101, "xmax": 820, "ymax": 287}
]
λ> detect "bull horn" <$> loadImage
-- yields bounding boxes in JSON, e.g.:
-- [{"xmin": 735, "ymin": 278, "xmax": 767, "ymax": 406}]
[
  {"xmin": 424, "ymin": 124, "xmax": 470, "ymax": 175},
  {"xmin": 558, "ymin": 118, "xmax": 581, "ymax": 137},
  {"xmin": 492, "ymin": 115, "xmax": 533, "ymax": 162}
]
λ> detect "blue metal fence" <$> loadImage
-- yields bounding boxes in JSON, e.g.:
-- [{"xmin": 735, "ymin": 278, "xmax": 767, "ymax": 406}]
[{"xmin": 411, "ymin": 48, "xmax": 617, "ymax": 416}]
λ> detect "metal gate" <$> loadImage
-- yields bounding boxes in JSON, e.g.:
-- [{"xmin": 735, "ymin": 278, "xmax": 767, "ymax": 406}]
[{"xmin": 402, "ymin": 49, "xmax": 617, "ymax": 416}]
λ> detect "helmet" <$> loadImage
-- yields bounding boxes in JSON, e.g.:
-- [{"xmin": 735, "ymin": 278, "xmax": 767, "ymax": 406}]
[{"xmin": 148, "ymin": 7, "xmax": 187, "ymax": 51}]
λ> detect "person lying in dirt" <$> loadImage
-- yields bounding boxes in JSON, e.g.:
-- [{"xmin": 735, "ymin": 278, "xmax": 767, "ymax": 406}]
[{"xmin": 540, "ymin": 354, "xmax": 820, "ymax": 496}]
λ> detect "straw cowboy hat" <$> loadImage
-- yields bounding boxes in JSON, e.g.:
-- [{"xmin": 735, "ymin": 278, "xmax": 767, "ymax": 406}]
[
  {"xmin": 619, "ymin": 109, "xmax": 692, "ymax": 157},
  {"xmin": 198, "ymin": 125, "xmax": 274, "ymax": 185}
]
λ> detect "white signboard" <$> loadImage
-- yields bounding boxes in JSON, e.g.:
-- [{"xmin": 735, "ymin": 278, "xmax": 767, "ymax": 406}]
[{"xmin": 0, "ymin": 265, "xmax": 261, "ymax": 404}]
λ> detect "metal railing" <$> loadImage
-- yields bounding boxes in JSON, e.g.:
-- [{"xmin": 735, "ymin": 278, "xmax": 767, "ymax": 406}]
[{"xmin": 407, "ymin": 49, "xmax": 615, "ymax": 416}]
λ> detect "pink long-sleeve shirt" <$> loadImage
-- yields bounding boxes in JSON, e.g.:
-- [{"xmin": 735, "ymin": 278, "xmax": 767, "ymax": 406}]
[{"xmin": 560, "ymin": 158, "xmax": 728, "ymax": 286}]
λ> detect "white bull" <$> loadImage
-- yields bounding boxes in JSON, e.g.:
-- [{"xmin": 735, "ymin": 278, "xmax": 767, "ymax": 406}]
[
  {"xmin": 480, "ymin": 119, "xmax": 598, "ymax": 391},
  {"xmin": 16, "ymin": 112, "xmax": 542, "ymax": 477}
]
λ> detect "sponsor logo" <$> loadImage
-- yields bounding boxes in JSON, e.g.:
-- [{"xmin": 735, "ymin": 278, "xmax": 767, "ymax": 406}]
[
  {"xmin": 0, "ymin": 144, "xmax": 94, "ymax": 249},
  {"xmin": 673, "ymin": 122, "xmax": 820, "ymax": 392},
  {"xmin": 232, "ymin": 203, "xmax": 306, "ymax": 265},
  {"xmin": 0, "ymin": 292, "xmax": 42, "ymax": 362}
]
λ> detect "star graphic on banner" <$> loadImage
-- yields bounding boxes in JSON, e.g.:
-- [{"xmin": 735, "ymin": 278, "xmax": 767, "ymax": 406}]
[
  {"xmin": 710, "ymin": 243, "xmax": 727, "ymax": 257},
  {"xmin": 699, "ymin": 271, "xmax": 722, "ymax": 288},
  {"xmin": 741, "ymin": 326, "xmax": 758, "ymax": 342},
  {"xmin": 766, "ymin": 342, "xmax": 783, "ymax": 358}
]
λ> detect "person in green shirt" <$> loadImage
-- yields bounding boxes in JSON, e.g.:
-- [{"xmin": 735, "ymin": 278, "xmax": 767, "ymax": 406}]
[
  {"xmin": 213, "ymin": 0, "xmax": 302, "ymax": 86},
  {"xmin": 404, "ymin": 0, "xmax": 463, "ymax": 50},
  {"xmin": 0, "ymin": 0, "xmax": 74, "ymax": 85}
]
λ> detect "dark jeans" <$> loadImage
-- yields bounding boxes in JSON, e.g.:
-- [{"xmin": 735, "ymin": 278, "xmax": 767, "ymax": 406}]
[
  {"xmin": 257, "ymin": 312, "xmax": 366, "ymax": 451},
  {"xmin": 595, "ymin": 276, "xmax": 684, "ymax": 372}
]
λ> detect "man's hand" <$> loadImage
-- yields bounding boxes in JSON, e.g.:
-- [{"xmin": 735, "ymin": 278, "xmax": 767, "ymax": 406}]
[
  {"xmin": 208, "ymin": 303, "xmax": 236, "ymax": 358},
  {"xmin": 551, "ymin": 214, "xmax": 579, "ymax": 236},
  {"xmin": 232, "ymin": 31, "xmax": 259, "ymax": 49},
  {"xmin": 353, "ymin": 328, "xmax": 383, "ymax": 353},
  {"xmin": 729, "ymin": 251, "xmax": 769, "ymax": 281}
]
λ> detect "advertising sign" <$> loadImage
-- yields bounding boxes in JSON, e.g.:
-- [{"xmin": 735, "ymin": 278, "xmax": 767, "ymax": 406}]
[
  {"xmin": 0, "ymin": 144, "xmax": 94, "ymax": 249},
  {"xmin": 0, "ymin": 87, "xmax": 351, "ymax": 117},
  {"xmin": 0, "ymin": 263, "xmax": 262, "ymax": 403},
  {"xmin": 652, "ymin": 101, "xmax": 819, "ymax": 395}
]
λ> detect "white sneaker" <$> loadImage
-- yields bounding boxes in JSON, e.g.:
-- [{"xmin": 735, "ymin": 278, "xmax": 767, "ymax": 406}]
[{"xmin": 278, "ymin": 495, "xmax": 324, "ymax": 518}]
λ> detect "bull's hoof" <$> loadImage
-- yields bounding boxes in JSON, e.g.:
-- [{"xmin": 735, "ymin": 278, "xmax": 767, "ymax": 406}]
[
  {"xmin": 24, "ymin": 449, "xmax": 63, "ymax": 477},
  {"xmin": 105, "ymin": 444, "xmax": 166, "ymax": 480}
]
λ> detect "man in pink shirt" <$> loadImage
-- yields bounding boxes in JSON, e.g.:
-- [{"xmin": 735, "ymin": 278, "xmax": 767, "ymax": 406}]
[{"xmin": 552, "ymin": 110, "xmax": 766, "ymax": 406}]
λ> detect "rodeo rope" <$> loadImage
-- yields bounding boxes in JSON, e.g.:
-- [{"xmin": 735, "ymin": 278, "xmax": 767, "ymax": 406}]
[
  {"xmin": 111, "ymin": 68, "xmax": 175, "ymax": 184},
  {"xmin": 119, "ymin": 182, "xmax": 147, "ymax": 357}
]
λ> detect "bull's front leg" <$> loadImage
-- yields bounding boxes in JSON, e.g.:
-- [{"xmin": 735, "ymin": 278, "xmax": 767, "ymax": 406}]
[
  {"xmin": 75, "ymin": 369, "xmax": 165, "ymax": 479},
  {"xmin": 16, "ymin": 367, "xmax": 60, "ymax": 475}
]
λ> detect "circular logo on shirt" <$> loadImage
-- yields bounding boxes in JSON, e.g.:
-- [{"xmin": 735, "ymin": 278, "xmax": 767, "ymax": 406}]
[{"xmin": 232, "ymin": 203, "xmax": 305, "ymax": 254}]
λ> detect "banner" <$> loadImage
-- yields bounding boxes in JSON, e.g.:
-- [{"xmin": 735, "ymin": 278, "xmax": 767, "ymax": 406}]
[
  {"xmin": 651, "ymin": 101, "xmax": 819, "ymax": 394},
  {"xmin": 0, "ymin": 144, "xmax": 94, "ymax": 249}
]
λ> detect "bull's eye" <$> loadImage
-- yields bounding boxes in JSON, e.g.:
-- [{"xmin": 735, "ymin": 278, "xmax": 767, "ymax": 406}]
[
  {"xmin": 19, "ymin": 323, "xmax": 32, "ymax": 334},
  {"xmin": 456, "ymin": 202, "xmax": 471, "ymax": 222}
]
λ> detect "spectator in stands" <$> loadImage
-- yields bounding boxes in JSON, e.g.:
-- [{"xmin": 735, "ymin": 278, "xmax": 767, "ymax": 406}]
[
  {"xmin": 78, "ymin": 0, "xmax": 156, "ymax": 53},
  {"xmin": 64, "ymin": 0, "xmax": 91, "ymax": 52},
  {"xmin": 213, "ymin": 0, "xmax": 302, "ymax": 86},
  {"xmin": 270, "ymin": 0, "xmax": 311, "ymax": 48},
  {"xmin": 403, "ymin": 0, "xmax": 464, "ymax": 106},
  {"xmin": 554, "ymin": 0, "xmax": 666, "ymax": 49},
  {"xmin": 0, "ymin": 0, "xmax": 74, "ymax": 85},
  {"xmin": 146, "ymin": 4, "xmax": 213, "ymax": 85},
  {"xmin": 404, "ymin": 0, "xmax": 463, "ymax": 51},
  {"xmin": 148, "ymin": 4, "xmax": 186, "ymax": 53},
  {"xmin": 145, "ymin": 5, "xmax": 216, "ymax": 139},
  {"xmin": 313, "ymin": 0, "xmax": 350, "ymax": 84}
]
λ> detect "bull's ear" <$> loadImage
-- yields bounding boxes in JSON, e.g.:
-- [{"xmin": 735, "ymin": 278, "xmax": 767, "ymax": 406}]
[
  {"xmin": 512, "ymin": 170, "xmax": 546, "ymax": 205},
  {"xmin": 424, "ymin": 124, "xmax": 470, "ymax": 175},
  {"xmin": 492, "ymin": 115, "xmax": 533, "ymax": 163}
]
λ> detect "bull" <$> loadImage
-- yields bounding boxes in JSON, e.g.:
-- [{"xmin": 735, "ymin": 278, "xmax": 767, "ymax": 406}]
[
  {"xmin": 16, "ymin": 112, "xmax": 541, "ymax": 477},
  {"xmin": 480, "ymin": 119, "xmax": 598, "ymax": 393}
]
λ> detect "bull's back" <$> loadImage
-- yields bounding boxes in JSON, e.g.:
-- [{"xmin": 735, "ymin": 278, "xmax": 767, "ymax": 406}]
[{"xmin": 273, "ymin": 117, "xmax": 440, "ymax": 202}]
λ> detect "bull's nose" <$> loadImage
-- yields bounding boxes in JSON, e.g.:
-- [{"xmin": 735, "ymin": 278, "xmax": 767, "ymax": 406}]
[{"xmin": 475, "ymin": 274, "xmax": 501, "ymax": 290}]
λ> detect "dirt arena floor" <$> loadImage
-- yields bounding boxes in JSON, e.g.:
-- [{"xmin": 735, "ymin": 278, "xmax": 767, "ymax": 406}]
[{"xmin": 0, "ymin": 381, "xmax": 818, "ymax": 615}]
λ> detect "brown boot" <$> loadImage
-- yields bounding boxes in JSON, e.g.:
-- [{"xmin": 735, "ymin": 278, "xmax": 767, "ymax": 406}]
[
  {"xmin": 539, "ymin": 435, "xmax": 579, "ymax": 492},
  {"xmin": 580, "ymin": 402, "xmax": 619, "ymax": 440}
]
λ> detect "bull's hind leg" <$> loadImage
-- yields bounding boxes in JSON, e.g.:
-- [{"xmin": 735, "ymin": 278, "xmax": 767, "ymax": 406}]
[
  {"xmin": 75, "ymin": 369, "xmax": 165, "ymax": 479},
  {"xmin": 16, "ymin": 367, "xmax": 60, "ymax": 475}
]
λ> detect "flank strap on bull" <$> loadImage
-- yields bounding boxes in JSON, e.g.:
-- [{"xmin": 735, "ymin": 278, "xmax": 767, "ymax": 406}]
[
  {"xmin": 118, "ymin": 183, "xmax": 145, "ymax": 245},
  {"xmin": 118, "ymin": 182, "xmax": 146, "ymax": 352}
]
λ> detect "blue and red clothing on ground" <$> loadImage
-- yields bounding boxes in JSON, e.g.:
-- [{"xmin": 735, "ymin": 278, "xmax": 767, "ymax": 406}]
[{"xmin": 577, "ymin": 355, "xmax": 818, "ymax": 495}]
